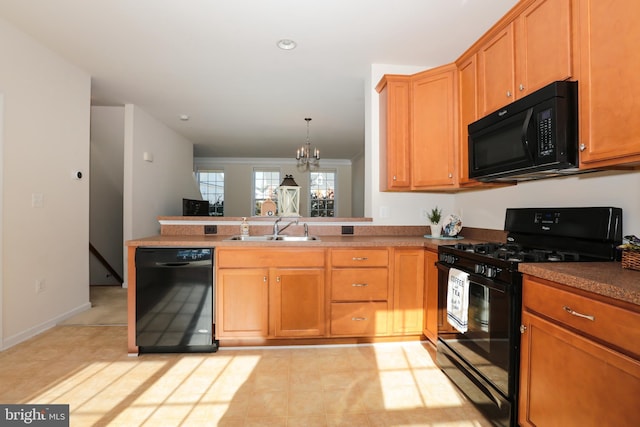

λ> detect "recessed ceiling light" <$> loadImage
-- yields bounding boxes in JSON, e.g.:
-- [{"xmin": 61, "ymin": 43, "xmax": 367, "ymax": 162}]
[
  {"xmin": 179, "ymin": 114, "xmax": 190, "ymax": 121},
  {"xmin": 277, "ymin": 39, "xmax": 297, "ymax": 50}
]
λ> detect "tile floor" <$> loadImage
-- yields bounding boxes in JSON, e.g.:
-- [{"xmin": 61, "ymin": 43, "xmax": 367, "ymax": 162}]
[{"xmin": 0, "ymin": 326, "xmax": 492, "ymax": 426}]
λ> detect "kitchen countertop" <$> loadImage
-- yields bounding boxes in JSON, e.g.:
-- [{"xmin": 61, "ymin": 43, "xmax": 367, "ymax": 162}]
[
  {"xmin": 519, "ymin": 262, "xmax": 640, "ymax": 307},
  {"xmin": 126, "ymin": 232, "xmax": 640, "ymax": 308},
  {"xmin": 126, "ymin": 234, "xmax": 453, "ymax": 251}
]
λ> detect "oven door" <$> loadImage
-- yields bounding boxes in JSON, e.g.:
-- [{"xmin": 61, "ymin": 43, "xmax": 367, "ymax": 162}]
[{"xmin": 436, "ymin": 262, "xmax": 520, "ymax": 399}]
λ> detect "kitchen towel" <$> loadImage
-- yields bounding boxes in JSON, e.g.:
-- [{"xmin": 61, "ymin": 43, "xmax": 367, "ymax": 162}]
[{"xmin": 447, "ymin": 267, "xmax": 470, "ymax": 333}]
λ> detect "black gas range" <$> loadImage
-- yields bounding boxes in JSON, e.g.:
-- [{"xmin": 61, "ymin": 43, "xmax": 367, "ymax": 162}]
[{"xmin": 435, "ymin": 207, "xmax": 622, "ymax": 427}]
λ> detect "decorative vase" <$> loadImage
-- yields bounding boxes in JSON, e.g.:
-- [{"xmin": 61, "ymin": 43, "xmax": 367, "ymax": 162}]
[{"xmin": 430, "ymin": 222, "xmax": 442, "ymax": 238}]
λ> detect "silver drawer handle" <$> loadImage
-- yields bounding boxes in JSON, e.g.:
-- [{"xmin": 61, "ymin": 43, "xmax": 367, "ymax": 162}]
[
  {"xmin": 563, "ymin": 306, "xmax": 595, "ymax": 321},
  {"xmin": 352, "ymin": 317, "xmax": 367, "ymax": 321},
  {"xmin": 352, "ymin": 283, "xmax": 368, "ymax": 287},
  {"xmin": 352, "ymin": 257, "xmax": 368, "ymax": 261}
]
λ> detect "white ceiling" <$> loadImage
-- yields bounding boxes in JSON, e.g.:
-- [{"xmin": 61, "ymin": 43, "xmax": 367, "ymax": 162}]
[{"xmin": 0, "ymin": 0, "xmax": 518, "ymax": 159}]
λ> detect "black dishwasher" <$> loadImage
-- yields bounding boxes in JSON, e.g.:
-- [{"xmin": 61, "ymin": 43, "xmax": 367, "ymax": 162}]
[{"xmin": 135, "ymin": 247, "xmax": 218, "ymax": 353}]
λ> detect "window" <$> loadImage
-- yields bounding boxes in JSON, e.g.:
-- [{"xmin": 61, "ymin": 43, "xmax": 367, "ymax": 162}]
[
  {"xmin": 196, "ymin": 170, "xmax": 224, "ymax": 216},
  {"xmin": 310, "ymin": 171, "xmax": 336, "ymax": 217},
  {"xmin": 253, "ymin": 169, "xmax": 280, "ymax": 216}
]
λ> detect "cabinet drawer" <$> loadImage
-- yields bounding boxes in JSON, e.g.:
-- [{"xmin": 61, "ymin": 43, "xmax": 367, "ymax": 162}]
[
  {"xmin": 331, "ymin": 268, "xmax": 388, "ymax": 301},
  {"xmin": 218, "ymin": 248, "xmax": 325, "ymax": 268},
  {"xmin": 330, "ymin": 249, "xmax": 388, "ymax": 267},
  {"xmin": 330, "ymin": 302, "xmax": 388, "ymax": 336},
  {"xmin": 523, "ymin": 276, "xmax": 640, "ymax": 358}
]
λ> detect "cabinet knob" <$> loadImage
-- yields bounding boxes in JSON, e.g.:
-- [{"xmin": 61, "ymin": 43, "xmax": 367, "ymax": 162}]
[
  {"xmin": 448, "ymin": 173, "xmax": 453, "ymax": 178},
  {"xmin": 393, "ymin": 175, "xmax": 397, "ymax": 181},
  {"xmin": 276, "ymin": 276, "xmax": 281, "ymax": 283},
  {"xmin": 520, "ymin": 325, "xmax": 527, "ymax": 334},
  {"xmin": 351, "ymin": 317, "xmax": 367, "ymax": 321},
  {"xmin": 506, "ymin": 90, "xmax": 512, "ymax": 97},
  {"xmin": 351, "ymin": 283, "xmax": 368, "ymax": 287},
  {"xmin": 519, "ymin": 84, "xmax": 525, "ymax": 91},
  {"xmin": 263, "ymin": 276, "xmax": 268, "ymax": 282},
  {"xmin": 579, "ymin": 143, "xmax": 586, "ymax": 152}
]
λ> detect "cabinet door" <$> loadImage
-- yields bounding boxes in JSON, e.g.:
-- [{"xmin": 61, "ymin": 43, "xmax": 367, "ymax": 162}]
[
  {"xmin": 519, "ymin": 311, "xmax": 640, "ymax": 427},
  {"xmin": 457, "ymin": 54, "xmax": 478, "ymax": 185},
  {"xmin": 423, "ymin": 250, "xmax": 439, "ymax": 343},
  {"xmin": 271, "ymin": 268, "xmax": 325, "ymax": 337},
  {"xmin": 577, "ymin": 0, "xmax": 640, "ymax": 167},
  {"xmin": 392, "ymin": 249, "xmax": 425, "ymax": 334},
  {"xmin": 478, "ymin": 23, "xmax": 516, "ymax": 116},
  {"xmin": 216, "ymin": 268, "xmax": 269, "ymax": 338},
  {"xmin": 377, "ymin": 75, "xmax": 412, "ymax": 190},
  {"xmin": 516, "ymin": 0, "xmax": 573, "ymax": 96},
  {"xmin": 411, "ymin": 65, "xmax": 458, "ymax": 189}
]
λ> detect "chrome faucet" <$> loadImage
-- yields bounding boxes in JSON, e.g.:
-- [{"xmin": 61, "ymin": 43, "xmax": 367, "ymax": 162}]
[{"xmin": 273, "ymin": 217, "xmax": 298, "ymax": 236}]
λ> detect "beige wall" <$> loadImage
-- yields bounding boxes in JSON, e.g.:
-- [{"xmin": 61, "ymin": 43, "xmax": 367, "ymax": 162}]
[
  {"xmin": 1, "ymin": 17, "xmax": 91, "ymax": 348},
  {"xmin": 194, "ymin": 158, "xmax": 354, "ymax": 217}
]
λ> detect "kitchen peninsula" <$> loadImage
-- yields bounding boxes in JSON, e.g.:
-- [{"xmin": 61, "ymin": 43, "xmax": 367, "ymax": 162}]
[{"xmin": 126, "ymin": 216, "xmax": 640, "ymax": 356}]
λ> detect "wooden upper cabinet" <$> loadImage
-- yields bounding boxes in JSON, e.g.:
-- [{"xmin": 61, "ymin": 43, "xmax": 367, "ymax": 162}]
[
  {"xmin": 478, "ymin": 23, "xmax": 516, "ymax": 116},
  {"xmin": 516, "ymin": 0, "xmax": 573, "ymax": 96},
  {"xmin": 376, "ymin": 75, "xmax": 412, "ymax": 191},
  {"xmin": 411, "ymin": 64, "xmax": 458, "ymax": 189},
  {"xmin": 477, "ymin": 0, "xmax": 574, "ymax": 116},
  {"xmin": 576, "ymin": 0, "xmax": 640, "ymax": 168}
]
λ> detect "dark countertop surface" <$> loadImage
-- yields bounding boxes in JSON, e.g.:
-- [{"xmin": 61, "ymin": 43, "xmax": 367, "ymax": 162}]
[{"xmin": 519, "ymin": 262, "xmax": 640, "ymax": 308}]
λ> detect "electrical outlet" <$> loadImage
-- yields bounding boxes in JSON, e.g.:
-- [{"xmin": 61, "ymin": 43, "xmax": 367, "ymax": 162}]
[
  {"xmin": 35, "ymin": 279, "xmax": 45, "ymax": 294},
  {"xmin": 204, "ymin": 225, "xmax": 217, "ymax": 235},
  {"xmin": 341, "ymin": 225, "xmax": 354, "ymax": 235}
]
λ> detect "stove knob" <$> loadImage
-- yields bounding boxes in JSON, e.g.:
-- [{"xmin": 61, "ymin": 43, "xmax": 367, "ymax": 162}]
[
  {"xmin": 474, "ymin": 264, "xmax": 486, "ymax": 275},
  {"xmin": 485, "ymin": 266, "xmax": 498, "ymax": 278}
]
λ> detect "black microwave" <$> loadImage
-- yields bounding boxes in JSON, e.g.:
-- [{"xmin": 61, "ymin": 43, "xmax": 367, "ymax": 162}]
[{"xmin": 468, "ymin": 80, "xmax": 579, "ymax": 182}]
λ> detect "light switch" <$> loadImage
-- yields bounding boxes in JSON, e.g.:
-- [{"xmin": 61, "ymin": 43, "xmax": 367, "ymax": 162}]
[{"xmin": 32, "ymin": 193, "xmax": 44, "ymax": 208}]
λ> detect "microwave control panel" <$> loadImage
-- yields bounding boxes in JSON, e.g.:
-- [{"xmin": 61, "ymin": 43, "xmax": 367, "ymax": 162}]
[{"xmin": 537, "ymin": 108, "xmax": 554, "ymax": 156}]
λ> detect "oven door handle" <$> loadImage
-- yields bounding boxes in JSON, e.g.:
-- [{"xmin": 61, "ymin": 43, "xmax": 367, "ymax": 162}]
[{"xmin": 437, "ymin": 261, "xmax": 509, "ymax": 294}]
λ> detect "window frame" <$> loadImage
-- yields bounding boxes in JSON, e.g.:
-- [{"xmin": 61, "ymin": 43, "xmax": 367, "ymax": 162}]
[
  {"xmin": 309, "ymin": 169, "xmax": 337, "ymax": 217},
  {"xmin": 252, "ymin": 168, "xmax": 281, "ymax": 216},
  {"xmin": 196, "ymin": 169, "xmax": 225, "ymax": 216}
]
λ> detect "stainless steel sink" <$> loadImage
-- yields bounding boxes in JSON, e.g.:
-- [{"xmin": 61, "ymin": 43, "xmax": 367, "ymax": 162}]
[
  {"xmin": 225, "ymin": 235, "xmax": 275, "ymax": 241},
  {"xmin": 225, "ymin": 235, "xmax": 320, "ymax": 242},
  {"xmin": 274, "ymin": 235, "xmax": 320, "ymax": 241}
]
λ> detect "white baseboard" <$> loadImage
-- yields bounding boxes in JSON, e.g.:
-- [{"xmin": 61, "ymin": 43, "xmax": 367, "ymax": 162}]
[{"xmin": 1, "ymin": 302, "xmax": 92, "ymax": 351}]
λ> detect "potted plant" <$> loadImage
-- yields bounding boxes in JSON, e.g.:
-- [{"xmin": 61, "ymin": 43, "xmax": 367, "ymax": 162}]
[{"xmin": 427, "ymin": 206, "xmax": 442, "ymax": 237}]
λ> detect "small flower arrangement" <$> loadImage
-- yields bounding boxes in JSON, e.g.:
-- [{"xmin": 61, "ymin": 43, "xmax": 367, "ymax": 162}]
[{"xmin": 427, "ymin": 207, "xmax": 442, "ymax": 224}]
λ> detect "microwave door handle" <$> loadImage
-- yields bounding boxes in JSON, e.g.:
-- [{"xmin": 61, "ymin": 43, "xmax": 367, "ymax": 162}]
[{"xmin": 521, "ymin": 108, "xmax": 535, "ymax": 162}]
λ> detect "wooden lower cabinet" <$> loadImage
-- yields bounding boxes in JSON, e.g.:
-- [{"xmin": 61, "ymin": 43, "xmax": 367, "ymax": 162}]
[
  {"xmin": 519, "ymin": 275, "xmax": 640, "ymax": 426},
  {"xmin": 329, "ymin": 248, "xmax": 392, "ymax": 337},
  {"xmin": 423, "ymin": 250, "xmax": 439, "ymax": 343},
  {"xmin": 216, "ymin": 248, "xmax": 325, "ymax": 340},
  {"xmin": 331, "ymin": 302, "xmax": 389, "ymax": 336},
  {"xmin": 391, "ymin": 248, "xmax": 424, "ymax": 334},
  {"xmin": 270, "ymin": 268, "xmax": 325, "ymax": 337},
  {"xmin": 217, "ymin": 268, "xmax": 269, "ymax": 338}
]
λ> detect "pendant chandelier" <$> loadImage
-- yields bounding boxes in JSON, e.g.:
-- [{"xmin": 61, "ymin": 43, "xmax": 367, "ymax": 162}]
[{"xmin": 296, "ymin": 117, "xmax": 320, "ymax": 170}]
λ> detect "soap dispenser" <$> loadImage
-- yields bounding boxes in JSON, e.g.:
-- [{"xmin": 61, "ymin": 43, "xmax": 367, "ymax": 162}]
[{"xmin": 240, "ymin": 217, "xmax": 250, "ymax": 236}]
